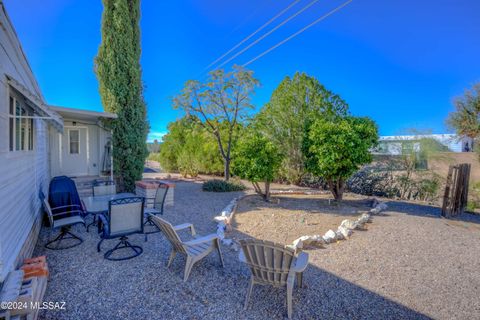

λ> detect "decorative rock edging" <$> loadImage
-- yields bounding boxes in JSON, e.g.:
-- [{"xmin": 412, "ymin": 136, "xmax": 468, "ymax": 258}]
[
  {"xmin": 289, "ymin": 199, "xmax": 388, "ymax": 252},
  {"xmin": 213, "ymin": 190, "xmax": 388, "ymax": 253}
]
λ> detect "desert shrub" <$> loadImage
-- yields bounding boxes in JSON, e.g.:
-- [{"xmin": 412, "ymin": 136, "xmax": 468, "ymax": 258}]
[
  {"xmin": 347, "ymin": 166, "xmax": 441, "ymax": 202},
  {"xmin": 202, "ymin": 179, "xmax": 246, "ymax": 192},
  {"xmin": 147, "ymin": 152, "xmax": 162, "ymax": 163},
  {"xmin": 158, "ymin": 116, "xmax": 223, "ymax": 176},
  {"xmin": 232, "ymin": 132, "xmax": 282, "ymax": 201},
  {"xmin": 304, "ymin": 116, "xmax": 379, "ymax": 200}
]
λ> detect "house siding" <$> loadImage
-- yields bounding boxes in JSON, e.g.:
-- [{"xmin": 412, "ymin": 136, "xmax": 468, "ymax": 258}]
[{"xmin": 0, "ymin": 3, "xmax": 51, "ymax": 281}]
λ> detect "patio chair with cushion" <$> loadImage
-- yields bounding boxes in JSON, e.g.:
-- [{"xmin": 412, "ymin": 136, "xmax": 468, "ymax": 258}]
[
  {"xmin": 150, "ymin": 215, "xmax": 224, "ymax": 282},
  {"xmin": 40, "ymin": 191, "xmax": 86, "ymax": 250},
  {"xmin": 239, "ymin": 239, "xmax": 309, "ymax": 319},
  {"xmin": 97, "ymin": 197, "xmax": 145, "ymax": 261},
  {"xmin": 143, "ymin": 182, "xmax": 169, "ymax": 241}
]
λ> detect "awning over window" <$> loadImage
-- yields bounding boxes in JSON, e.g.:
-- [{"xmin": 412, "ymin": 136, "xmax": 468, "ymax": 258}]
[{"xmin": 7, "ymin": 75, "xmax": 63, "ymax": 132}]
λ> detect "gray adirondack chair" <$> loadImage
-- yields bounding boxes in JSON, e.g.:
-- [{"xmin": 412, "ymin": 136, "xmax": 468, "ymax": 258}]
[
  {"xmin": 239, "ymin": 239, "xmax": 309, "ymax": 319},
  {"xmin": 149, "ymin": 215, "xmax": 224, "ymax": 282}
]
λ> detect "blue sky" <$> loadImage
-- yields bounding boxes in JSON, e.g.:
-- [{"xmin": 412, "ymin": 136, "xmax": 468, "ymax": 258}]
[{"xmin": 4, "ymin": 0, "xmax": 480, "ymax": 140}]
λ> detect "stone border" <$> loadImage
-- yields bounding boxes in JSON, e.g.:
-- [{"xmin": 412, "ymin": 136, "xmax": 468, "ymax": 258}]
[
  {"xmin": 289, "ymin": 201, "xmax": 387, "ymax": 252},
  {"xmin": 213, "ymin": 190, "xmax": 388, "ymax": 252}
]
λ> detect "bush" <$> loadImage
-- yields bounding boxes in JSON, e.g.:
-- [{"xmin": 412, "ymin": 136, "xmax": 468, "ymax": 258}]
[
  {"xmin": 232, "ymin": 132, "xmax": 282, "ymax": 201},
  {"xmin": 202, "ymin": 179, "xmax": 246, "ymax": 192},
  {"xmin": 147, "ymin": 152, "xmax": 162, "ymax": 163}
]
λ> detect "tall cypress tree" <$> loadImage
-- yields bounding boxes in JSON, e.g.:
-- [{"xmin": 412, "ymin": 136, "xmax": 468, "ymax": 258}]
[{"xmin": 95, "ymin": 0, "xmax": 148, "ymax": 192}]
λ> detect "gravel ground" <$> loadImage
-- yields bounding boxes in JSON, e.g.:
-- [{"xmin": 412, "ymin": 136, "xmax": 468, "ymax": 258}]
[
  {"xmin": 34, "ymin": 181, "xmax": 480, "ymax": 319},
  {"xmin": 232, "ymin": 194, "xmax": 371, "ymax": 244}
]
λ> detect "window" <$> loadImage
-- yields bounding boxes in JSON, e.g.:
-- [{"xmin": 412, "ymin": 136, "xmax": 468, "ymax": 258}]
[
  {"xmin": 9, "ymin": 93, "xmax": 34, "ymax": 151},
  {"xmin": 69, "ymin": 130, "xmax": 80, "ymax": 154}
]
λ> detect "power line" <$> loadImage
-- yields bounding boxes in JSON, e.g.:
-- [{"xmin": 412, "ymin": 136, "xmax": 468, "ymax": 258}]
[
  {"xmin": 211, "ymin": 0, "xmax": 320, "ymax": 72},
  {"xmin": 242, "ymin": 0, "xmax": 354, "ymax": 67},
  {"xmin": 204, "ymin": 0, "xmax": 301, "ymax": 72}
]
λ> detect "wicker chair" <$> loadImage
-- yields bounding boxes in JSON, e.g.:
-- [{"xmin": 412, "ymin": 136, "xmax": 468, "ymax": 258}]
[
  {"xmin": 40, "ymin": 192, "xmax": 86, "ymax": 250},
  {"xmin": 239, "ymin": 239, "xmax": 309, "ymax": 319},
  {"xmin": 143, "ymin": 182, "xmax": 169, "ymax": 241},
  {"xmin": 97, "ymin": 197, "xmax": 145, "ymax": 261},
  {"xmin": 150, "ymin": 215, "xmax": 224, "ymax": 282}
]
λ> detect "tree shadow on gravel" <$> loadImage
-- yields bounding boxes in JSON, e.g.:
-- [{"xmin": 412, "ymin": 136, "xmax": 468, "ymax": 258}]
[
  {"xmin": 237, "ymin": 194, "xmax": 373, "ymax": 216},
  {"xmin": 385, "ymin": 200, "xmax": 480, "ymax": 225}
]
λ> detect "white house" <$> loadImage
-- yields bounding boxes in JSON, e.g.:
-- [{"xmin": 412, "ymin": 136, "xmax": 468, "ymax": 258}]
[
  {"xmin": 374, "ymin": 134, "xmax": 474, "ymax": 155},
  {"xmin": 0, "ymin": 2, "xmax": 115, "ymax": 281}
]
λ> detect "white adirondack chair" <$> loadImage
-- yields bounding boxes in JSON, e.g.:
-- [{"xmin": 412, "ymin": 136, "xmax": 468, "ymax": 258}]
[
  {"xmin": 149, "ymin": 215, "xmax": 224, "ymax": 282},
  {"xmin": 239, "ymin": 239, "xmax": 309, "ymax": 319}
]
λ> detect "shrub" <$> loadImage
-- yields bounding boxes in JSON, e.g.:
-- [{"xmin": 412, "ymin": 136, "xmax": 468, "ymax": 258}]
[
  {"xmin": 232, "ymin": 132, "xmax": 282, "ymax": 201},
  {"xmin": 304, "ymin": 116, "xmax": 379, "ymax": 200},
  {"xmin": 202, "ymin": 179, "xmax": 246, "ymax": 192}
]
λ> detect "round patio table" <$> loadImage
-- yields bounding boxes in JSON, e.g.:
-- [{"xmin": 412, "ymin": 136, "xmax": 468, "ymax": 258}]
[{"xmin": 82, "ymin": 193, "xmax": 136, "ymax": 231}]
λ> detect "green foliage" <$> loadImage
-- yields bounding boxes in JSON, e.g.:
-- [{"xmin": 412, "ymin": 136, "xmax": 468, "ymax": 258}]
[
  {"xmin": 446, "ymin": 82, "xmax": 480, "ymax": 140},
  {"xmin": 232, "ymin": 132, "xmax": 283, "ymax": 201},
  {"xmin": 202, "ymin": 179, "xmax": 246, "ymax": 192},
  {"xmin": 254, "ymin": 72, "xmax": 348, "ymax": 184},
  {"xmin": 304, "ymin": 116, "xmax": 379, "ymax": 200},
  {"xmin": 94, "ymin": 0, "xmax": 148, "ymax": 192},
  {"xmin": 157, "ymin": 116, "xmax": 223, "ymax": 177},
  {"xmin": 174, "ymin": 66, "xmax": 259, "ymax": 180},
  {"xmin": 147, "ymin": 152, "xmax": 162, "ymax": 163}
]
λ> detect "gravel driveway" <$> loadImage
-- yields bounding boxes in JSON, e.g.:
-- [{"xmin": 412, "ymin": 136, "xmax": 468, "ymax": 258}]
[{"xmin": 34, "ymin": 181, "xmax": 480, "ymax": 319}]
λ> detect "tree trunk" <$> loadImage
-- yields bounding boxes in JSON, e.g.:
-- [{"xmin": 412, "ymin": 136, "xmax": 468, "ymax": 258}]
[
  {"xmin": 328, "ymin": 178, "xmax": 345, "ymax": 201},
  {"xmin": 252, "ymin": 181, "xmax": 262, "ymax": 195},
  {"xmin": 224, "ymin": 157, "xmax": 230, "ymax": 181},
  {"xmin": 264, "ymin": 181, "xmax": 271, "ymax": 202}
]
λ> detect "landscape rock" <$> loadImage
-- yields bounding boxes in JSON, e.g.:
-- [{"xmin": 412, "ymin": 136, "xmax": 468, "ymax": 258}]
[
  {"xmin": 340, "ymin": 219, "xmax": 358, "ymax": 230},
  {"xmin": 323, "ymin": 229, "xmax": 337, "ymax": 243},
  {"xmin": 357, "ymin": 213, "xmax": 371, "ymax": 225},
  {"xmin": 337, "ymin": 226, "xmax": 352, "ymax": 239},
  {"xmin": 214, "ymin": 215, "xmax": 229, "ymax": 223},
  {"xmin": 292, "ymin": 235, "xmax": 325, "ymax": 250}
]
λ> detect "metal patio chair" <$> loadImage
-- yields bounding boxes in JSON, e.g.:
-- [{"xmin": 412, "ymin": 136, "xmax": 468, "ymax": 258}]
[
  {"xmin": 93, "ymin": 179, "xmax": 116, "ymax": 196},
  {"xmin": 143, "ymin": 182, "xmax": 169, "ymax": 241},
  {"xmin": 97, "ymin": 197, "xmax": 145, "ymax": 261},
  {"xmin": 40, "ymin": 191, "xmax": 86, "ymax": 250},
  {"xmin": 86, "ymin": 180, "xmax": 117, "ymax": 231}
]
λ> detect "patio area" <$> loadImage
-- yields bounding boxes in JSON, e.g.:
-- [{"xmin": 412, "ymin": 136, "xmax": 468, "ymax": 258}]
[{"xmin": 33, "ymin": 180, "xmax": 480, "ymax": 319}]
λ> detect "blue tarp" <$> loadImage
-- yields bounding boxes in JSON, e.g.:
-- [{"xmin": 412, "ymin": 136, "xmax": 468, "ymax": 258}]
[{"xmin": 48, "ymin": 176, "xmax": 82, "ymax": 218}]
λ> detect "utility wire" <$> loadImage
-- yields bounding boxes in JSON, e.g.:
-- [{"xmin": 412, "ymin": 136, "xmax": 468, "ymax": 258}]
[
  {"xmin": 242, "ymin": 0, "xmax": 354, "ymax": 67},
  {"xmin": 211, "ymin": 0, "xmax": 321, "ymax": 72},
  {"xmin": 203, "ymin": 0, "xmax": 301, "ymax": 72}
]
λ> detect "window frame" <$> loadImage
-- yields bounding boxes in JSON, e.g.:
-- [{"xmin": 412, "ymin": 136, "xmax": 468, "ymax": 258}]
[
  {"xmin": 8, "ymin": 89, "xmax": 35, "ymax": 153},
  {"xmin": 68, "ymin": 129, "xmax": 80, "ymax": 155}
]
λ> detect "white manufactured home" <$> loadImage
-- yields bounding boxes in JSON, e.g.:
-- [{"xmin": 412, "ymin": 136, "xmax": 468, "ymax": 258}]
[{"xmin": 0, "ymin": 2, "xmax": 115, "ymax": 281}]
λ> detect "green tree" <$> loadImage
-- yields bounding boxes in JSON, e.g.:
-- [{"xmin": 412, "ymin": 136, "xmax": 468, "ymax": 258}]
[
  {"xmin": 255, "ymin": 72, "xmax": 348, "ymax": 184},
  {"xmin": 174, "ymin": 66, "xmax": 259, "ymax": 181},
  {"xmin": 158, "ymin": 116, "xmax": 223, "ymax": 177},
  {"xmin": 304, "ymin": 116, "xmax": 379, "ymax": 201},
  {"xmin": 95, "ymin": 0, "xmax": 148, "ymax": 191},
  {"xmin": 446, "ymin": 83, "xmax": 480, "ymax": 144},
  {"xmin": 232, "ymin": 132, "xmax": 282, "ymax": 201}
]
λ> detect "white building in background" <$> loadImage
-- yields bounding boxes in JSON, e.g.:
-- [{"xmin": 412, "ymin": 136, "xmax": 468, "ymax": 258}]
[{"xmin": 375, "ymin": 134, "xmax": 473, "ymax": 155}]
